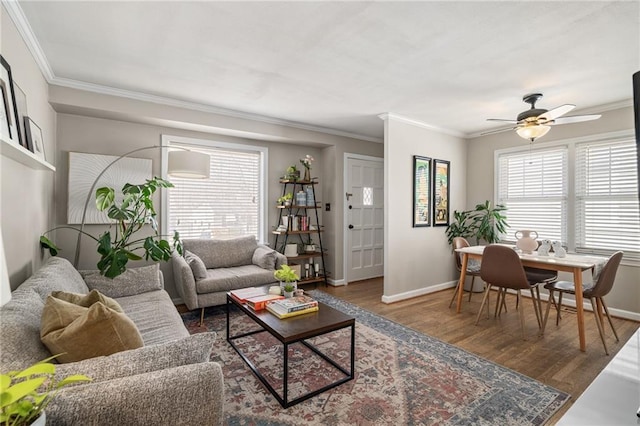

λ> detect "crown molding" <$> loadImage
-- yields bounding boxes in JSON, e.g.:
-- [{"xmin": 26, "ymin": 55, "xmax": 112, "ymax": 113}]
[
  {"xmin": 378, "ymin": 113, "xmax": 465, "ymax": 138},
  {"xmin": 2, "ymin": 0, "xmax": 54, "ymax": 80}
]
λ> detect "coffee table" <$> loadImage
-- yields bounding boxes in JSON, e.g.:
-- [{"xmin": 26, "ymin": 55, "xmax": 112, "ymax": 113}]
[{"xmin": 226, "ymin": 294, "xmax": 355, "ymax": 408}]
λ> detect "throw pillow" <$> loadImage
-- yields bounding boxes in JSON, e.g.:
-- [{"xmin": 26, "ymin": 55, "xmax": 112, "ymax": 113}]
[
  {"xmin": 41, "ymin": 291, "xmax": 143, "ymax": 363},
  {"xmin": 252, "ymin": 245, "xmax": 277, "ymax": 270},
  {"xmin": 80, "ymin": 264, "xmax": 162, "ymax": 298},
  {"xmin": 51, "ymin": 289, "xmax": 123, "ymax": 312},
  {"xmin": 184, "ymin": 250, "xmax": 208, "ymax": 280}
]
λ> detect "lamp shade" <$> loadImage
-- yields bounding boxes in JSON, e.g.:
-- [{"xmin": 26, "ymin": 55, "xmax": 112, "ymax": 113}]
[
  {"xmin": 516, "ymin": 124, "xmax": 551, "ymax": 141},
  {"xmin": 168, "ymin": 150, "xmax": 210, "ymax": 179}
]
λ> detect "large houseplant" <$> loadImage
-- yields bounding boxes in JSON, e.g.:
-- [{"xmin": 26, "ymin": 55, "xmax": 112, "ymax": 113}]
[
  {"xmin": 445, "ymin": 200, "xmax": 508, "ymax": 246},
  {"xmin": 40, "ymin": 177, "xmax": 183, "ymax": 279},
  {"xmin": 0, "ymin": 357, "xmax": 91, "ymax": 425}
]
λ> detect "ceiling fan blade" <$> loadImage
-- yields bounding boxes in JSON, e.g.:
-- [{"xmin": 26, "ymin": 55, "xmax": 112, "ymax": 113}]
[
  {"xmin": 538, "ymin": 104, "xmax": 575, "ymax": 122},
  {"xmin": 480, "ymin": 126, "xmax": 516, "ymax": 136},
  {"xmin": 487, "ymin": 118, "xmax": 519, "ymax": 123},
  {"xmin": 548, "ymin": 114, "xmax": 602, "ymax": 125}
]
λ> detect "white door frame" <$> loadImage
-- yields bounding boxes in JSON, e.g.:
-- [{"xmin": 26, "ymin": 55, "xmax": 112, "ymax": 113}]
[{"xmin": 343, "ymin": 153, "xmax": 384, "ymax": 284}]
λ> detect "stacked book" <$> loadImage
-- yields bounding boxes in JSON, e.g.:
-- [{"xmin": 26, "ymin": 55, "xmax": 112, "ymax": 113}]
[
  {"xmin": 266, "ymin": 295, "xmax": 319, "ymax": 319},
  {"xmin": 230, "ymin": 287, "xmax": 284, "ymax": 311}
]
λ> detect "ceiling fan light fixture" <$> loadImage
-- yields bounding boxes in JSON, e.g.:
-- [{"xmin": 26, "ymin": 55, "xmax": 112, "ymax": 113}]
[{"xmin": 516, "ymin": 124, "xmax": 550, "ymax": 142}]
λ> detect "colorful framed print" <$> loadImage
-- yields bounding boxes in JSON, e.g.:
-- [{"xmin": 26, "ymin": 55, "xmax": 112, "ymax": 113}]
[
  {"xmin": 433, "ymin": 159, "xmax": 450, "ymax": 226},
  {"xmin": 413, "ymin": 155, "xmax": 431, "ymax": 227}
]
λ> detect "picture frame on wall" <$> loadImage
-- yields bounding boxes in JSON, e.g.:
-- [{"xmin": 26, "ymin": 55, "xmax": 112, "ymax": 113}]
[
  {"xmin": 25, "ymin": 116, "xmax": 45, "ymax": 161},
  {"xmin": 0, "ymin": 84, "xmax": 10, "ymax": 141},
  {"xmin": 433, "ymin": 158, "xmax": 450, "ymax": 226},
  {"xmin": 13, "ymin": 82, "xmax": 29, "ymax": 150},
  {"xmin": 0, "ymin": 55, "xmax": 22, "ymax": 146},
  {"xmin": 413, "ymin": 155, "xmax": 431, "ymax": 227}
]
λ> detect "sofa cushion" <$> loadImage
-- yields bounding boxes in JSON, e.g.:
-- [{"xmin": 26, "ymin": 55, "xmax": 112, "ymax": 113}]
[
  {"xmin": 80, "ymin": 264, "xmax": 162, "ymax": 298},
  {"xmin": 54, "ymin": 332, "xmax": 216, "ymax": 383},
  {"xmin": 252, "ymin": 245, "xmax": 277, "ymax": 270},
  {"xmin": 196, "ymin": 265, "xmax": 276, "ymax": 294},
  {"xmin": 0, "ymin": 288, "xmax": 51, "ymax": 370},
  {"xmin": 184, "ymin": 250, "xmax": 207, "ymax": 280},
  {"xmin": 20, "ymin": 257, "xmax": 90, "ymax": 302},
  {"xmin": 184, "ymin": 236, "xmax": 258, "ymax": 269},
  {"xmin": 116, "ymin": 290, "xmax": 190, "ymax": 346},
  {"xmin": 41, "ymin": 293, "xmax": 144, "ymax": 363}
]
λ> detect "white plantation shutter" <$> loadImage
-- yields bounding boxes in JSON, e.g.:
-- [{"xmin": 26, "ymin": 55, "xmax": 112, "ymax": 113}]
[
  {"xmin": 497, "ymin": 147, "xmax": 568, "ymax": 243},
  {"xmin": 575, "ymin": 138, "xmax": 639, "ymax": 256},
  {"xmin": 167, "ymin": 141, "xmax": 263, "ymax": 240}
]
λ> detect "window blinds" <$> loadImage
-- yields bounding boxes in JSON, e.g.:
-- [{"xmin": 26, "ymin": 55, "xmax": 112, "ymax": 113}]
[
  {"xmin": 497, "ymin": 147, "xmax": 568, "ymax": 243},
  {"xmin": 575, "ymin": 138, "xmax": 639, "ymax": 255},
  {"xmin": 167, "ymin": 143, "xmax": 261, "ymax": 240}
]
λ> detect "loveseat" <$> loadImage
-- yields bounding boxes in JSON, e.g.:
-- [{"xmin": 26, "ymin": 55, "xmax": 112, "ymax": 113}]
[
  {"xmin": 172, "ymin": 236, "xmax": 286, "ymax": 322},
  {"xmin": 0, "ymin": 257, "xmax": 224, "ymax": 425}
]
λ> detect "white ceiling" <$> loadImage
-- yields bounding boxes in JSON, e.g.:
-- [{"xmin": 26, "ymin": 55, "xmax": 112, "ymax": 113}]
[{"xmin": 12, "ymin": 1, "xmax": 640, "ymax": 142}]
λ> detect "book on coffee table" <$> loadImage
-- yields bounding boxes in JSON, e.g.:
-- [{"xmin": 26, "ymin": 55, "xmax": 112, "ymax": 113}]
[
  {"xmin": 230, "ymin": 287, "xmax": 267, "ymax": 303},
  {"xmin": 268, "ymin": 295, "xmax": 318, "ymax": 313},
  {"xmin": 266, "ymin": 303, "xmax": 319, "ymax": 319},
  {"xmin": 245, "ymin": 294, "xmax": 284, "ymax": 311}
]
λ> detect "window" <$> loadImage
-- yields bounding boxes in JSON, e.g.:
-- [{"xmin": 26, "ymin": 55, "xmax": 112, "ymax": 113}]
[
  {"xmin": 161, "ymin": 135, "xmax": 267, "ymax": 242},
  {"xmin": 497, "ymin": 147, "xmax": 568, "ymax": 243},
  {"xmin": 575, "ymin": 138, "xmax": 639, "ymax": 254},
  {"xmin": 495, "ymin": 132, "xmax": 639, "ymax": 262}
]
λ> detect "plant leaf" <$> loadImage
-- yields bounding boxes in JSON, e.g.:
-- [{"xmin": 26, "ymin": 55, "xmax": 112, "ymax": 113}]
[
  {"xmin": 57, "ymin": 375, "xmax": 91, "ymax": 388},
  {"xmin": 39, "ymin": 236, "xmax": 59, "ymax": 256},
  {"xmin": 0, "ymin": 377, "xmax": 46, "ymax": 407},
  {"xmin": 95, "ymin": 187, "xmax": 115, "ymax": 211},
  {"xmin": 14, "ymin": 363, "xmax": 54, "ymax": 379}
]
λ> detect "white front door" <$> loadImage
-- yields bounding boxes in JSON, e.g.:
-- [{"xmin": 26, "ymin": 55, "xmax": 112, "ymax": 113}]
[{"xmin": 345, "ymin": 155, "xmax": 384, "ymax": 282}]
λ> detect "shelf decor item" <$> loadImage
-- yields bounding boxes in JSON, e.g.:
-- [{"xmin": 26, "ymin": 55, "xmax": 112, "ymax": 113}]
[{"xmin": 300, "ymin": 154, "xmax": 314, "ymax": 181}]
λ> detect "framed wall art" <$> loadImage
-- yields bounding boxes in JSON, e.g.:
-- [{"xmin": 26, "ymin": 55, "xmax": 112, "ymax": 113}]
[
  {"xmin": 0, "ymin": 55, "xmax": 22, "ymax": 146},
  {"xmin": 13, "ymin": 82, "xmax": 29, "ymax": 150},
  {"xmin": 433, "ymin": 159, "xmax": 450, "ymax": 226},
  {"xmin": 413, "ymin": 155, "xmax": 431, "ymax": 227},
  {"xmin": 67, "ymin": 152, "xmax": 152, "ymax": 224},
  {"xmin": 25, "ymin": 117, "xmax": 45, "ymax": 161}
]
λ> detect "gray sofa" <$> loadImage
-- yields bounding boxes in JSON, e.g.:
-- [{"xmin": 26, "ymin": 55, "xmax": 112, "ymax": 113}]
[
  {"xmin": 0, "ymin": 257, "xmax": 224, "ymax": 425},
  {"xmin": 172, "ymin": 236, "xmax": 286, "ymax": 321}
]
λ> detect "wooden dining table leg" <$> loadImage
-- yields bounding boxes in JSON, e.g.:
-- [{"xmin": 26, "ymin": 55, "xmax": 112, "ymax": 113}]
[
  {"xmin": 456, "ymin": 253, "xmax": 469, "ymax": 313},
  {"xmin": 573, "ymin": 267, "xmax": 586, "ymax": 351}
]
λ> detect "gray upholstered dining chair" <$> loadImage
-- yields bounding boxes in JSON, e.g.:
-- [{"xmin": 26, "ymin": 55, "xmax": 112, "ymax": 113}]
[
  {"xmin": 475, "ymin": 245, "xmax": 544, "ymax": 339},
  {"xmin": 542, "ymin": 251, "xmax": 623, "ymax": 355},
  {"xmin": 449, "ymin": 237, "xmax": 483, "ymax": 308}
]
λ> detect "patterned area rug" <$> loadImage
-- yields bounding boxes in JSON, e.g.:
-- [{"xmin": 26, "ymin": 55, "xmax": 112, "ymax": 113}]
[{"xmin": 181, "ymin": 290, "xmax": 569, "ymax": 425}]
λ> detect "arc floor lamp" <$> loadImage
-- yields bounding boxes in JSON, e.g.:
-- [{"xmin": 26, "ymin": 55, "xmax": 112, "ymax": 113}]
[{"xmin": 73, "ymin": 145, "xmax": 210, "ymax": 267}]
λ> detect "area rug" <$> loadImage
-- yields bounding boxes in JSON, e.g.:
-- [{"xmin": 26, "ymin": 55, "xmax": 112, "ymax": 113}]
[{"xmin": 181, "ymin": 290, "xmax": 569, "ymax": 425}]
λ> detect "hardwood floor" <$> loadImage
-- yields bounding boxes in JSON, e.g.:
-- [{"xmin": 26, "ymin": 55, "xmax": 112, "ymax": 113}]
[{"xmin": 321, "ymin": 277, "xmax": 639, "ymax": 424}]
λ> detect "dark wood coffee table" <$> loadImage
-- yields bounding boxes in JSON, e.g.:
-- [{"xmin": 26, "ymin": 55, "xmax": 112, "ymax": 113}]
[{"xmin": 226, "ymin": 294, "xmax": 355, "ymax": 408}]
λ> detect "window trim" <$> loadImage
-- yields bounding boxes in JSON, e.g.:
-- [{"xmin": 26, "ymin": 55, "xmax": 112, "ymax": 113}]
[
  {"xmin": 494, "ymin": 129, "xmax": 638, "ymax": 267},
  {"xmin": 160, "ymin": 134, "xmax": 268, "ymax": 244}
]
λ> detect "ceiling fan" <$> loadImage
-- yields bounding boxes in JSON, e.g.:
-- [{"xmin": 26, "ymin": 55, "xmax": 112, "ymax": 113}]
[{"xmin": 483, "ymin": 93, "xmax": 601, "ymax": 142}]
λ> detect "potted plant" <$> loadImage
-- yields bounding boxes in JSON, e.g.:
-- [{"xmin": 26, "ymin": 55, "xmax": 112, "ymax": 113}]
[
  {"xmin": 285, "ymin": 165, "xmax": 299, "ymax": 181},
  {"xmin": 0, "ymin": 357, "xmax": 91, "ymax": 425},
  {"xmin": 445, "ymin": 200, "xmax": 508, "ymax": 246},
  {"xmin": 40, "ymin": 177, "xmax": 183, "ymax": 279},
  {"xmin": 274, "ymin": 264, "xmax": 299, "ymax": 293},
  {"xmin": 277, "ymin": 193, "xmax": 293, "ymax": 207},
  {"xmin": 299, "ymin": 154, "xmax": 314, "ymax": 181},
  {"xmin": 282, "ymin": 284, "xmax": 295, "ymax": 298}
]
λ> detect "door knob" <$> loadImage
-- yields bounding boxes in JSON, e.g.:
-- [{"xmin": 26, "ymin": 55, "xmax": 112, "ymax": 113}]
[{"xmin": 348, "ymin": 224, "xmax": 354, "ymax": 229}]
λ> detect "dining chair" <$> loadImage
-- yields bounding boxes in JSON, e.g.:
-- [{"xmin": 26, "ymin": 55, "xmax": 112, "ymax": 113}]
[
  {"xmin": 542, "ymin": 251, "xmax": 623, "ymax": 355},
  {"xmin": 475, "ymin": 245, "xmax": 544, "ymax": 339},
  {"xmin": 449, "ymin": 237, "xmax": 483, "ymax": 308}
]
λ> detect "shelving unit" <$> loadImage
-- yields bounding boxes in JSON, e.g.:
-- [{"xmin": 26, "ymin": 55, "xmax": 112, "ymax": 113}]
[
  {"xmin": 1, "ymin": 137, "xmax": 55, "ymax": 171},
  {"xmin": 272, "ymin": 178, "xmax": 328, "ymax": 286}
]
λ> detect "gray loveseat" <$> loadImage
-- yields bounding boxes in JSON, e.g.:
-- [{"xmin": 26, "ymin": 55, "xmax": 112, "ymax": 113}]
[
  {"xmin": 0, "ymin": 257, "xmax": 224, "ymax": 425},
  {"xmin": 172, "ymin": 236, "xmax": 286, "ymax": 322}
]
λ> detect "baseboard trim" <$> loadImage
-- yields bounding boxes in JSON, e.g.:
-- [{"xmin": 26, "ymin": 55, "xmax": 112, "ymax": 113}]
[
  {"xmin": 381, "ymin": 281, "xmax": 457, "ymax": 304},
  {"xmin": 172, "ymin": 297, "xmax": 184, "ymax": 306},
  {"xmin": 327, "ymin": 278, "xmax": 347, "ymax": 287}
]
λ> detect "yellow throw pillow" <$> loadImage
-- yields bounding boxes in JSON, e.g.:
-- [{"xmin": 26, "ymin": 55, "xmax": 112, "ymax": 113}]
[{"xmin": 41, "ymin": 291, "xmax": 143, "ymax": 363}]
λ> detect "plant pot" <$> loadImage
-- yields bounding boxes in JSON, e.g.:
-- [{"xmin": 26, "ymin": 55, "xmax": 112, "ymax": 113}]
[
  {"xmin": 31, "ymin": 412, "xmax": 46, "ymax": 426},
  {"xmin": 279, "ymin": 281, "xmax": 297, "ymax": 292},
  {"xmin": 283, "ymin": 291, "xmax": 294, "ymax": 298}
]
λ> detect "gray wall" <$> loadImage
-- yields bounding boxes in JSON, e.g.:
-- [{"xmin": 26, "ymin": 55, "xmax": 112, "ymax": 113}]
[{"xmin": 1, "ymin": 6, "xmax": 57, "ymax": 289}]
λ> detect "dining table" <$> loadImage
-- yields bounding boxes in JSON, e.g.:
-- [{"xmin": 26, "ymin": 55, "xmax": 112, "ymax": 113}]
[{"xmin": 455, "ymin": 244, "xmax": 608, "ymax": 352}]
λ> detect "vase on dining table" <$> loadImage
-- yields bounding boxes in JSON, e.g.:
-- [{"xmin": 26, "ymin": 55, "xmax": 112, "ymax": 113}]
[{"xmin": 515, "ymin": 230, "xmax": 538, "ymax": 254}]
